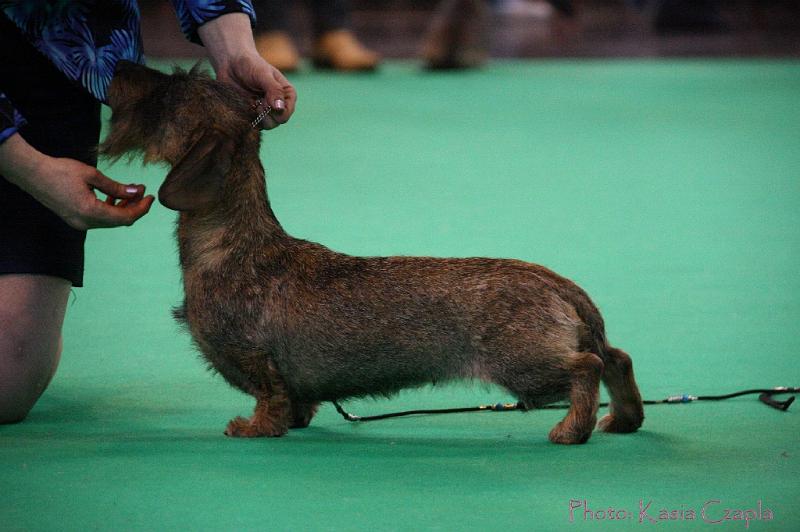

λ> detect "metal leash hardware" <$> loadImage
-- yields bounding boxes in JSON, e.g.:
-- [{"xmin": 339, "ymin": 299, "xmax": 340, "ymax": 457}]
[
  {"xmin": 251, "ymin": 99, "xmax": 272, "ymax": 129},
  {"xmin": 331, "ymin": 386, "xmax": 800, "ymax": 423}
]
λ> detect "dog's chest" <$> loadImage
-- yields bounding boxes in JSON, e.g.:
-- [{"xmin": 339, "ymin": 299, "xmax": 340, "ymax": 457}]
[{"xmin": 179, "ymin": 269, "xmax": 285, "ymax": 393}]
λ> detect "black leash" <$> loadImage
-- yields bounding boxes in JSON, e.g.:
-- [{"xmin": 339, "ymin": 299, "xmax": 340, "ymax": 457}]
[{"xmin": 331, "ymin": 386, "xmax": 799, "ymax": 422}]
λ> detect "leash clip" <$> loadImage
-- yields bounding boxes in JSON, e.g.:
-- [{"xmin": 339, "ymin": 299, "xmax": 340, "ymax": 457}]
[{"xmin": 332, "ymin": 400, "xmax": 361, "ymax": 422}]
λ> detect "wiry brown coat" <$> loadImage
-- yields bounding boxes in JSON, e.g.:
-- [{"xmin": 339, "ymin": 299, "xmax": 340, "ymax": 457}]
[{"xmin": 102, "ymin": 62, "xmax": 644, "ymax": 443}]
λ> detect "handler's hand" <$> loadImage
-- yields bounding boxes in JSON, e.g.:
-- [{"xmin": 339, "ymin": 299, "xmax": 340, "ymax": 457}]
[
  {"xmin": 0, "ymin": 134, "xmax": 154, "ymax": 231},
  {"xmin": 198, "ymin": 13, "xmax": 296, "ymax": 129},
  {"xmin": 217, "ymin": 53, "xmax": 296, "ymax": 129},
  {"xmin": 33, "ymin": 157, "xmax": 154, "ymax": 231}
]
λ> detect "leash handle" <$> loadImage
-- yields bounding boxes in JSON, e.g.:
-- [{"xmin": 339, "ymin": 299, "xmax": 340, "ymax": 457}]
[{"xmin": 759, "ymin": 392, "xmax": 795, "ymax": 411}]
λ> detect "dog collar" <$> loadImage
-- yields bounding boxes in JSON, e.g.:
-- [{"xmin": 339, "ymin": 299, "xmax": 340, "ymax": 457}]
[{"xmin": 251, "ymin": 99, "xmax": 272, "ymax": 129}]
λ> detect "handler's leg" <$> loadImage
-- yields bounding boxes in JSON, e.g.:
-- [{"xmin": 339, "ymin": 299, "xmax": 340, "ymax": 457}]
[
  {"xmin": 0, "ymin": 274, "xmax": 70, "ymax": 423},
  {"xmin": 0, "ymin": 17, "xmax": 97, "ymax": 424}
]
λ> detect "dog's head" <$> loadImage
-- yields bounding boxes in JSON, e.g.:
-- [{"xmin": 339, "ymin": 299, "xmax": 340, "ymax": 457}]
[{"xmin": 102, "ymin": 61, "xmax": 256, "ymax": 211}]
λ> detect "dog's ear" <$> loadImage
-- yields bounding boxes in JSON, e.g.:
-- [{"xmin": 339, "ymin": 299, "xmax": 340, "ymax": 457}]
[{"xmin": 158, "ymin": 129, "xmax": 236, "ymax": 211}]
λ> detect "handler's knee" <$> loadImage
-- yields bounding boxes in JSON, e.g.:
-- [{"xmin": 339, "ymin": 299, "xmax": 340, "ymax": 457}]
[
  {"xmin": 0, "ymin": 327, "xmax": 63, "ymax": 424},
  {"xmin": 0, "ymin": 274, "xmax": 69, "ymax": 424}
]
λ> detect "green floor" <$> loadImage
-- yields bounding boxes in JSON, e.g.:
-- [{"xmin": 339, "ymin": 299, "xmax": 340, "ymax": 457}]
[{"xmin": 2, "ymin": 60, "xmax": 799, "ymax": 530}]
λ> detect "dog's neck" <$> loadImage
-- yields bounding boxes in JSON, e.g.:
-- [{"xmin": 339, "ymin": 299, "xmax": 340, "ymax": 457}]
[{"xmin": 176, "ymin": 133, "xmax": 288, "ymax": 273}]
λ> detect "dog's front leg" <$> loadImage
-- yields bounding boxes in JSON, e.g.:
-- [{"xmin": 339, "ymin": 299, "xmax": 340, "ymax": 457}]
[{"xmin": 224, "ymin": 361, "xmax": 292, "ymax": 438}]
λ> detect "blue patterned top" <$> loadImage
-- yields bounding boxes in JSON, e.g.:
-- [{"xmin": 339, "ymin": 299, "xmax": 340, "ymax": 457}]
[{"xmin": 0, "ymin": 0, "xmax": 255, "ymax": 145}]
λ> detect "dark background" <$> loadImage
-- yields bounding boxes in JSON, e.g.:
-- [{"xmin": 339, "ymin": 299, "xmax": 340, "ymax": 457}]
[{"xmin": 139, "ymin": 0, "xmax": 800, "ymax": 59}]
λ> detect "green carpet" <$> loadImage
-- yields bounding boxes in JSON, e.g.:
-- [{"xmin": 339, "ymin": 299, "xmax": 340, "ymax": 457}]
[{"xmin": 2, "ymin": 60, "xmax": 799, "ymax": 530}]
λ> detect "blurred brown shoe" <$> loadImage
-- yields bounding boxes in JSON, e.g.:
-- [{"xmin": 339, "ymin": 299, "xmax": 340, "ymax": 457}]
[
  {"xmin": 313, "ymin": 30, "xmax": 380, "ymax": 72},
  {"xmin": 421, "ymin": 0, "xmax": 489, "ymax": 70},
  {"xmin": 255, "ymin": 31, "xmax": 300, "ymax": 73}
]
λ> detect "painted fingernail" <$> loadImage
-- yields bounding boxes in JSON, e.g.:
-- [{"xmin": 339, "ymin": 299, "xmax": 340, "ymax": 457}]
[
  {"xmin": 125, "ymin": 186, "xmax": 139, "ymax": 194},
  {"xmin": 274, "ymin": 99, "xmax": 285, "ymax": 110}
]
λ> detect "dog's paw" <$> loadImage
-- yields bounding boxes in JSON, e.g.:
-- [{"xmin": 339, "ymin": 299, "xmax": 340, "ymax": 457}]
[
  {"xmin": 224, "ymin": 416, "xmax": 288, "ymax": 438},
  {"xmin": 548, "ymin": 421, "xmax": 592, "ymax": 445},
  {"xmin": 224, "ymin": 416, "xmax": 255, "ymax": 437},
  {"xmin": 597, "ymin": 413, "xmax": 642, "ymax": 434}
]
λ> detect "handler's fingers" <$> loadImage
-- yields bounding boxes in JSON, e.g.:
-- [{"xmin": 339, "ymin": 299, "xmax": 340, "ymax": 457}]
[
  {"xmin": 87, "ymin": 169, "xmax": 145, "ymax": 201},
  {"xmin": 86, "ymin": 194, "xmax": 155, "ymax": 228},
  {"xmin": 282, "ymin": 83, "xmax": 297, "ymax": 118},
  {"xmin": 268, "ymin": 69, "xmax": 295, "ymax": 124},
  {"xmin": 261, "ymin": 114, "xmax": 280, "ymax": 130},
  {"xmin": 264, "ymin": 94, "xmax": 287, "ymax": 125},
  {"xmin": 82, "ymin": 170, "xmax": 154, "ymax": 228},
  {"xmin": 104, "ymin": 192, "xmax": 137, "ymax": 207}
]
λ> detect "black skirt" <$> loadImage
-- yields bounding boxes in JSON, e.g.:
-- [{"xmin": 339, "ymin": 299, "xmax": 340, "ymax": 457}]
[{"xmin": 0, "ymin": 14, "xmax": 102, "ymax": 287}]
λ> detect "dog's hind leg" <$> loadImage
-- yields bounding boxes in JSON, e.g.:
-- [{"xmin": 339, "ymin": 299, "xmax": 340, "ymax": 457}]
[
  {"xmin": 546, "ymin": 352, "xmax": 604, "ymax": 444},
  {"xmin": 495, "ymin": 350, "xmax": 603, "ymax": 444},
  {"xmin": 597, "ymin": 346, "xmax": 644, "ymax": 433}
]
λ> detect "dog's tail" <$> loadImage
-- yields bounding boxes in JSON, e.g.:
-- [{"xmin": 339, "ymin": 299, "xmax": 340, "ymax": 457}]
[{"xmin": 549, "ymin": 278, "xmax": 609, "ymax": 360}]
